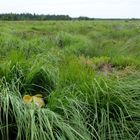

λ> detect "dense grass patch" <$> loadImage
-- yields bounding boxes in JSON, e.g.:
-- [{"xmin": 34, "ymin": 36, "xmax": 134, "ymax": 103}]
[{"xmin": 0, "ymin": 21, "xmax": 140, "ymax": 140}]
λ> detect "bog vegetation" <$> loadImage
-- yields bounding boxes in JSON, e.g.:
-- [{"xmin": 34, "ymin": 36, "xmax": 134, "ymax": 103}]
[{"xmin": 0, "ymin": 20, "xmax": 140, "ymax": 140}]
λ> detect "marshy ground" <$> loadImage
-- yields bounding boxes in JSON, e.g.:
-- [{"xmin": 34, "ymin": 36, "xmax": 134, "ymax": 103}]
[{"xmin": 0, "ymin": 20, "xmax": 140, "ymax": 140}]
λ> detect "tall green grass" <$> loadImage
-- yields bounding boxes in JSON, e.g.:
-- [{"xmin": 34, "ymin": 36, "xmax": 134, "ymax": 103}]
[{"xmin": 0, "ymin": 20, "xmax": 140, "ymax": 140}]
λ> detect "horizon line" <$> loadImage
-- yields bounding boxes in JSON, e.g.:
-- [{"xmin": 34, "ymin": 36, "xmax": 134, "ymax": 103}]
[{"xmin": 0, "ymin": 13, "xmax": 140, "ymax": 19}]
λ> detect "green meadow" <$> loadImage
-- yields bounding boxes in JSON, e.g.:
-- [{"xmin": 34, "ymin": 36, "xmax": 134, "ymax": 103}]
[{"xmin": 0, "ymin": 20, "xmax": 140, "ymax": 140}]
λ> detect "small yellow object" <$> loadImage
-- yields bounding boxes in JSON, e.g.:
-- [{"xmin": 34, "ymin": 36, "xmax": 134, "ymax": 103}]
[
  {"xmin": 23, "ymin": 95, "xmax": 33, "ymax": 104},
  {"xmin": 23, "ymin": 94, "xmax": 45, "ymax": 108},
  {"xmin": 32, "ymin": 96, "xmax": 45, "ymax": 108}
]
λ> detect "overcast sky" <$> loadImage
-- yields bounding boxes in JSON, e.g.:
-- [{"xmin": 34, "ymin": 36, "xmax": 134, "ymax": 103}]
[{"xmin": 0, "ymin": 0, "xmax": 140, "ymax": 18}]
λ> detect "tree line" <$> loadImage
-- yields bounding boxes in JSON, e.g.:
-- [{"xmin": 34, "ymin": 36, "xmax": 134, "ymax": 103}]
[{"xmin": 0, "ymin": 13, "xmax": 94, "ymax": 21}]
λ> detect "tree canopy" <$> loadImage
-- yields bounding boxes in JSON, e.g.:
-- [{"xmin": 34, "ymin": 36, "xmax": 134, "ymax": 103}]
[{"xmin": 0, "ymin": 13, "xmax": 94, "ymax": 21}]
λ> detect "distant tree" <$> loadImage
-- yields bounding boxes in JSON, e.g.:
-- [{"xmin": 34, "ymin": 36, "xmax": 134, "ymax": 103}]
[
  {"xmin": 0, "ymin": 13, "xmax": 73, "ymax": 21},
  {"xmin": 0, "ymin": 13, "xmax": 97, "ymax": 21}
]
